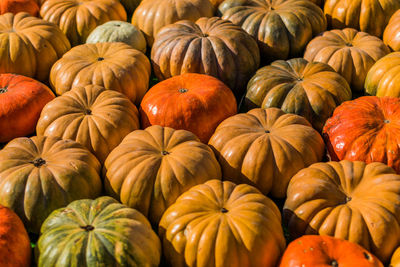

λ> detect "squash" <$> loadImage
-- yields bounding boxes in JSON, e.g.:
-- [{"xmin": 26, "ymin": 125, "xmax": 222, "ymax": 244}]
[
  {"xmin": 245, "ymin": 58, "xmax": 351, "ymax": 131},
  {"xmin": 384, "ymin": 10, "xmax": 400, "ymax": 52},
  {"xmin": 151, "ymin": 17, "xmax": 260, "ymax": 97},
  {"xmin": 0, "ymin": 135, "xmax": 102, "ymax": 233},
  {"xmin": 159, "ymin": 179, "xmax": 286, "ymax": 267},
  {"xmin": 208, "ymin": 108, "xmax": 325, "ymax": 198},
  {"xmin": 50, "ymin": 42, "xmax": 150, "ymax": 105},
  {"xmin": 140, "ymin": 73, "xmax": 237, "ymax": 143},
  {"xmin": 391, "ymin": 247, "xmax": 400, "ymax": 267},
  {"xmin": 0, "ymin": 0, "xmax": 39, "ymax": 16}
]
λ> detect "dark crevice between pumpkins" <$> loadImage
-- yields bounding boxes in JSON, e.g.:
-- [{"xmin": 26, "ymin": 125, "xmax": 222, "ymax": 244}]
[
  {"xmin": 81, "ymin": 225, "xmax": 95, "ymax": 231},
  {"xmin": 32, "ymin": 158, "xmax": 46, "ymax": 167}
]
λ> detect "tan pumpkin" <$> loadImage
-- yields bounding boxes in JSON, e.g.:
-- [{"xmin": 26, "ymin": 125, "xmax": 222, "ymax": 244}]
[
  {"xmin": 208, "ymin": 108, "xmax": 325, "ymax": 198},
  {"xmin": 391, "ymin": 247, "xmax": 400, "ymax": 267},
  {"xmin": 384, "ymin": 10, "xmax": 400, "ymax": 52},
  {"xmin": 50, "ymin": 42, "xmax": 150, "ymax": 105}
]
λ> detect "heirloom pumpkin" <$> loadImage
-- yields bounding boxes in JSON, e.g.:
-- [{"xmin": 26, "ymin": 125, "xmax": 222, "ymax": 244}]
[
  {"xmin": 0, "ymin": 135, "xmax": 102, "ymax": 233},
  {"xmin": 159, "ymin": 180, "xmax": 286, "ymax": 267},
  {"xmin": 284, "ymin": 160, "xmax": 400, "ymax": 262},
  {"xmin": 0, "ymin": 12, "xmax": 70, "ymax": 81},
  {"xmin": 104, "ymin": 125, "xmax": 222, "ymax": 225},
  {"xmin": 304, "ymin": 28, "xmax": 390, "ymax": 91},
  {"xmin": 245, "ymin": 58, "xmax": 351, "ymax": 131},
  {"xmin": 40, "ymin": 0, "xmax": 127, "ymax": 46},
  {"xmin": 0, "ymin": 0, "xmax": 39, "ymax": 16},
  {"xmin": 219, "ymin": 0, "xmax": 326, "ymax": 60},
  {"xmin": 36, "ymin": 85, "xmax": 140, "ymax": 163},
  {"xmin": 0, "ymin": 74, "xmax": 55, "ymax": 143},
  {"xmin": 50, "ymin": 42, "xmax": 150, "ymax": 105},
  {"xmin": 151, "ymin": 17, "xmax": 260, "ymax": 97},
  {"xmin": 37, "ymin": 196, "xmax": 161, "ymax": 267},
  {"xmin": 208, "ymin": 108, "xmax": 325, "ymax": 198},
  {"xmin": 391, "ymin": 247, "xmax": 400, "ymax": 267},
  {"xmin": 384, "ymin": 10, "xmax": 400, "ymax": 51}
]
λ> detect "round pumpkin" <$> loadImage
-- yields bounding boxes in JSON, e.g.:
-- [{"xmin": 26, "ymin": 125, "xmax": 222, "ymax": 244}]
[
  {"xmin": 140, "ymin": 73, "xmax": 237, "ymax": 143},
  {"xmin": 36, "ymin": 85, "xmax": 140, "ymax": 164},
  {"xmin": 391, "ymin": 247, "xmax": 400, "ymax": 267},
  {"xmin": 50, "ymin": 42, "xmax": 150, "ymax": 105},
  {"xmin": 0, "ymin": 12, "xmax": 70, "ymax": 81},
  {"xmin": 0, "ymin": 135, "xmax": 102, "ymax": 233},
  {"xmin": 304, "ymin": 28, "xmax": 390, "ymax": 91},
  {"xmin": 151, "ymin": 17, "xmax": 260, "ymax": 97},
  {"xmin": 132, "ymin": 0, "xmax": 214, "ymax": 46},
  {"xmin": 86, "ymin": 21, "xmax": 146, "ymax": 53},
  {"xmin": 245, "ymin": 58, "xmax": 351, "ymax": 131},
  {"xmin": 219, "ymin": 0, "xmax": 326, "ymax": 60},
  {"xmin": 159, "ymin": 179, "xmax": 286, "ymax": 267},
  {"xmin": 0, "ymin": 0, "xmax": 39, "ymax": 16},
  {"xmin": 384, "ymin": 10, "xmax": 400, "ymax": 52},
  {"xmin": 40, "ymin": 0, "xmax": 127, "ymax": 46},
  {"xmin": 208, "ymin": 108, "xmax": 325, "ymax": 198},
  {"xmin": 119, "ymin": 0, "xmax": 141, "ymax": 16},
  {"xmin": 0, "ymin": 74, "xmax": 55, "ymax": 143},
  {"xmin": 279, "ymin": 235, "xmax": 383, "ymax": 267}
]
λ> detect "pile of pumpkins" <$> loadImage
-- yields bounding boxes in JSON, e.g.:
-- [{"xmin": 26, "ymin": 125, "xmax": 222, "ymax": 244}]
[{"xmin": 2, "ymin": 0, "xmax": 400, "ymax": 266}]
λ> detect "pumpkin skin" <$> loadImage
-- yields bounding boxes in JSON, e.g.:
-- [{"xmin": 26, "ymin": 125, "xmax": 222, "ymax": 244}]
[
  {"xmin": 37, "ymin": 196, "xmax": 161, "ymax": 267},
  {"xmin": 0, "ymin": 205, "xmax": 31, "ymax": 267},
  {"xmin": 219, "ymin": 0, "xmax": 326, "ymax": 60},
  {"xmin": 50, "ymin": 42, "xmax": 150, "ymax": 105},
  {"xmin": 132, "ymin": 0, "xmax": 214, "ymax": 46},
  {"xmin": 140, "ymin": 73, "xmax": 237, "ymax": 143},
  {"xmin": 245, "ymin": 58, "xmax": 351, "ymax": 131},
  {"xmin": 0, "ymin": 74, "xmax": 55, "ymax": 143},
  {"xmin": 86, "ymin": 21, "xmax": 146, "ymax": 53},
  {"xmin": 36, "ymin": 85, "xmax": 140, "ymax": 164},
  {"xmin": 0, "ymin": 0, "xmax": 39, "ymax": 16},
  {"xmin": 104, "ymin": 125, "xmax": 222, "ymax": 225},
  {"xmin": 0, "ymin": 12, "xmax": 70, "ymax": 81},
  {"xmin": 383, "ymin": 10, "xmax": 400, "ymax": 52},
  {"xmin": 391, "ymin": 247, "xmax": 400, "ymax": 267},
  {"xmin": 304, "ymin": 28, "xmax": 390, "ymax": 91},
  {"xmin": 159, "ymin": 179, "xmax": 286, "ymax": 267},
  {"xmin": 0, "ymin": 135, "xmax": 102, "ymax": 233},
  {"xmin": 40, "ymin": 0, "xmax": 127, "ymax": 46},
  {"xmin": 279, "ymin": 235, "xmax": 384, "ymax": 267},
  {"xmin": 151, "ymin": 17, "xmax": 260, "ymax": 97},
  {"xmin": 208, "ymin": 108, "xmax": 324, "ymax": 198}
]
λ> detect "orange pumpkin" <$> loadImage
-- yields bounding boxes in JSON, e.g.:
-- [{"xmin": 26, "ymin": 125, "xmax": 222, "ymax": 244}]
[
  {"xmin": 391, "ymin": 247, "xmax": 400, "ymax": 267},
  {"xmin": 384, "ymin": 10, "xmax": 400, "ymax": 52},
  {"xmin": 0, "ymin": 0, "xmax": 39, "ymax": 16}
]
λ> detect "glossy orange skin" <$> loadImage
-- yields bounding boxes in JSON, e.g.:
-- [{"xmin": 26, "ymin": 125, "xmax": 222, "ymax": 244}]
[
  {"xmin": 0, "ymin": 0, "xmax": 39, "ymax": 16},
  {"xmin": 384, "ymin": 10, "xmax": 400, "ymax": 52},
  {"xmin": 140, "ymin": 73, "xmax": 237, "ymax": 143}
]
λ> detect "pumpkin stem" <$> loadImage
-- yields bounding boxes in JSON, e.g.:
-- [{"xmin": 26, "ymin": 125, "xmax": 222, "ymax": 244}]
[
  {"xmin": 32, "ymin": 158, "xmax": 46, "ymax": 167},
  {"xmin": 178, "ymin": 88, "xmax": 188, "ymax": 93},
  {"xmin": 81, "ymin": 225, "xmax": 95, "ymax": 231},
  {"xmin": 97, "ymin": 57, "xmax": 105, "ymax": 61},
  {"xmin": 221, "ymin": 208, "xmax": 228, "ymax": 213},
  {"xmin": 363, "ymin": 252, "xmax": 370, "ymax": 260},
  {"xmin": 0, "ymin": 86, "xmax": 8, "ymax": 94},
  {"xmin": 84, "ymin": 109, "xmax": 92, "ymax": 115},
  {"xmin": 162, "ymin": 151, "xmax": 170, "ymax": 155},
  {"xmin": 345, "ymin": 43, "xmax": 352, "ymax": 47},
  {"xmin": 331, "ymin": 260, "xmax": 338, "ymax": 267},
  {"xmin": 265, "ymin": 130, "xmax": 270, "ymax": 133},
  {"xmin": 384, "ymin": 119, "xmax": 390, "ymax": 124}
]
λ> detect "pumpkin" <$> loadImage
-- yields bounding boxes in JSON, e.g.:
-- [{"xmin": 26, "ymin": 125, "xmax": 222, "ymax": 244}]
[
  {"xmin": 151, "ymin": 17, "xmax": 260, "ymax": 97},
  {"xmin": 0, "ymin": 0, "xmax": 39, "ymax": 16},
  {"xmin": 140, "ymin": 73, "xmax": 237, "ymax": 143},
  {"xmin": 384, "ymin": 10, "xmax": 400, "ymax": 52},
  {"xmin": 86, "ymin": 21, "xmax": 146, "ymax": 53},
  {"xmin": 208, "ymin": 108, "xmax": 324, "ymax": 198},
  {"xmin": 219, "ymin": 0, "xmax": 326, "ymax": 60},
  {"xmin": 119, "ymin": 0, "xmax": 141, "ymax": 16},
  {"xmin": 36, "ymin": 85, "xmax": 140, "ymax": 164},
  {"xmin": 284, "ymin": 160, "xmax": 400, "ymax": 263},
  {"xmin": 104, "ymin": 125, "xmax": 222, "ymax": 225},
  {"xmin": 40, "ymin": 0, "xmax": 127, "ymax": 46},
  {"xmin": 391, "ymin": 247, "xmax": 400, "ymax": 267},
  {"xmin": 0, "ymin": 205, "xmax": 31, "ymax": 267},
  {"xmin": 0, "ymin": 135, "xmax": 102, "ymax": 233},
  {"xmin": 279, "ymin": 235, "xmax": 384, "ymax": 267},
  {"xmin": 132, "ymin": 0, "xmax": 214, "ymax": 46},
  {"xmin": 37, "ymin": 196, "xmax": 161, "ymax": 267},
  {"xmin": 0, "ymin": 12, "xmax": 70, "ymax": 81},
  {"xmin": 0, "ymin": 74, "xmax": 55, "ymax": 143},
  {"xmin": 159, "ymin": 179, "xmax": 286, "ymax": 267},
  {"xmin": 245, "ymin": 58, "xmax": 351, "ymax": 131},
  {"xmin": 304, "ymin": 28, "xmax": 390, "ymax": 91},
  {"xmin": 50, "ymin": 42, "xmax": 150, "ymax": 105},
  {"xmin": 324, "ymin": 0, "xmax": 400, "ymax": 37}
]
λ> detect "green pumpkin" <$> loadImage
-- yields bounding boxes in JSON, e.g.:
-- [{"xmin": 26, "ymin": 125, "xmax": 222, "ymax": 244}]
[{"xmin": 37, "ymin": 196, "xmax": 161, "ymax": 267}]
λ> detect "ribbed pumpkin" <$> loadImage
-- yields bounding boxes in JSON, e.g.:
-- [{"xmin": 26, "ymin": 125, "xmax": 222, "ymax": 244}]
[
  {"xmin": 104, "ymin": 125, "xmax": 222, "ymax": 225},
  {"xmin": 208, "ymin": 108, "xmax": 325, "ymax": 198},
  {"xmin": 40, "ymin": 0, "xmax": 127, "ymax": 46},
  {"xmin": 151, "ymin": 17, "xmax": 260, "ymax": 97},
  {"xmin": 37, "ymin": 196, "xmax": 161, "ymax": 267},
  {"xmin": 0, "ymin": 12, "xmax": 70, "ymax": 81},
  {"xmin": 0, "ymin": 74, "xmax": 55, "ymax": 143},
  {"xmin": 0, "ymin": 135, "xmax": 102, "ymax": 233},
  {"xmin": 284, "ymin": 160, "xmax": 400, "ymax": 263},
  {"xmin": 304, "ymin": 28, "xmax": 390, "ymax": 91},
  {"xmin": 140, "ymin": 73, "xmax": 237, "ymax": 143},
  {"xmin": 36, "ymin": 85, "xmax": 140, "ymax": 163},
  {"xmin": 391, "ymin": 247, "xmax": 400, "ymax": 267},
  {"xmin": 159, "ymin": 180, "xmax": 286, "ymax": 267},
  {"xmin": 384, "ymin": 10, "xmax": 400, "ymax": 51},
  {"xmin": 50, "ymin": 42, "xmax": 150, "ymax": 105},
  {"xmin": 0, "ymin": 0, "xmax": 39, "ymax": 16},
  {"xmin": 132, "ymin": 0, "xmax": 213, "ymax": 46},
  {"xmin": 219, "ymin": 0, "xmax": 326, "ymax": 60},
  {"xmin": 245, "ymin": 58, "xmax": 351, "ymax": 131}
]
